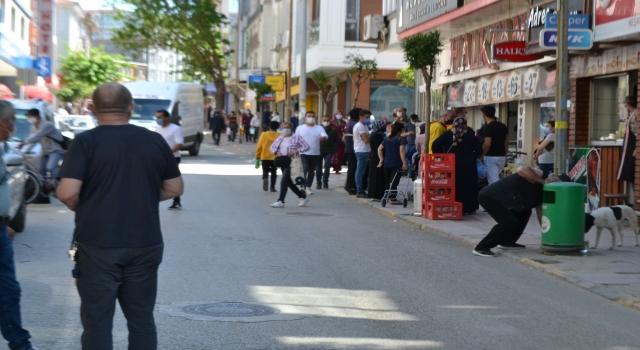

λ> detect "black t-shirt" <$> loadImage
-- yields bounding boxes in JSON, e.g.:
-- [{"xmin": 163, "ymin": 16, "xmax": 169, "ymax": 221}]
[
  {"xmin": 480, "ymin": 173, "xmax": 543, "ymax": 212},
  {"xmin": 59, "ymin": 125, "xmax": 181, "ymax": 248},
  {"xmin": 484, "ymin": 121, "xmax": 508, "ymax": 156}
]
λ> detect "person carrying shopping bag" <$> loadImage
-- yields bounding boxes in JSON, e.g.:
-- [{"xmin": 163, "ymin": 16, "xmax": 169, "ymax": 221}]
[{"xmin": 269, "ymin": 122, "xmax": 310, "ymax": 208}]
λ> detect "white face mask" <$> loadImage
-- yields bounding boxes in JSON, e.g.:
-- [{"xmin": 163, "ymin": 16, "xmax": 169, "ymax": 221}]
[
  {"xmin": 283, "ymin": 128, "xmax": 292, "ymax": 135},
  {"xmin": 306, "ymin": 117, "xmax": 316, "ymax": 125},
  {"xmin": 27, "ymin": 117, "xmax": 37, "ymax": 124},
  {"xmin": 336, "ymin": 114, "xmax": 342, "ymax": 120},
  {"xmin": 322, "ymin": 121, "xmax": 330, "ymax": 127},
  {"xmin": 396, "ymin": 112, "xmax": 403, "ymax": 117}
]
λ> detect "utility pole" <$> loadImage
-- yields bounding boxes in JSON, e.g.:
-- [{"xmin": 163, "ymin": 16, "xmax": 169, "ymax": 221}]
[
  {"xmin": 234, "ymin": 3, "xmax": 242, "ymax": 117},
  {"xmin": 554, "ymin": 0, "xmax": 569, "ymax": 174},
  {"xmin": 298, "ymin": 0, "xmax": 307, "ymax": 116},
  {"xmin": 285, "ymin": 0, "xmax": 293, "ymax": 122}
]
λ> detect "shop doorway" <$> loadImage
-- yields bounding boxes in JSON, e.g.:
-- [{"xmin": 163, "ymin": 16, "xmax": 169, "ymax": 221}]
[{"xmin": 507, "ymin": 101, "xmax": 518, "ymax": 150}]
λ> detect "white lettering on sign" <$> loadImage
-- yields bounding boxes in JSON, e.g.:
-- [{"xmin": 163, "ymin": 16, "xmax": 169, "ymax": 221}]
[
  {"xmin": 506, "ymin": 71, "xmax": 521, "ymax": 99},
  {"xmin": 477, "ymin": 78, "xmax": 490, "ymax": 104},
  {"xmin": 496, "ymin": 47, "xmax": 526, "ymax": 55},
  {"xmin": 517, "ymin": 100, "xmax": 526, "ymax": 152},
  {"xmin": 463, "ymin": 81, "xmax": 477, "ymax": 105},
  {"xmin": 491, "ymin": 76, "xmax": 506, "ymax": 101},
  {"xmin": 547, "ymin": 34, "xmax": 585, "ymax": 44},
  {"xmin": 38, "ymin": 0, "xmax": 54, "ymax": 56},
  {"xmin": 406, "ymin": 0, "xmax": 449, "ymax": 22},
  {"xmin": 522, "ymin": 69, "xmax": 539, "ymax": 97},
  {"xmin": 528, "ymin": 7, "xmax": 552, "ymax": 28}
]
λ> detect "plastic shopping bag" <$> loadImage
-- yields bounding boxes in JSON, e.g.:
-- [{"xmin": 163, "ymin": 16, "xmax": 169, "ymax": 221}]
[
  {"xmin": 477, "ymin": 159, "xmax": 487, "ymax": 179},
  {"xmin": 250, "ymin": 127, "xmax": 256, "ymax": 135},
  {"xmin": 290, "ymin": 156, "xmax": 305, "ymax": 185},
  {"xmin": 226, "ymin": 127, "xmax": 231, "ymax": 135}
]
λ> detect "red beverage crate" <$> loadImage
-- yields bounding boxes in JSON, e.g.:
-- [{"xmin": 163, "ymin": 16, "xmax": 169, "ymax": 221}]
[
  {"xmin": 422, "ymin": 154, "xmax": 455, "ymax": 171},
  {"xmin": 423, "ymin": 170, "xmax": 455, "ymax": 187},
  {"xmin": 423, "ymin": 187, "xmax": 455, "ymax": 202},
  {"xmin": 422, "ymin": 202, "xmax": 463, "ymax": 220}
]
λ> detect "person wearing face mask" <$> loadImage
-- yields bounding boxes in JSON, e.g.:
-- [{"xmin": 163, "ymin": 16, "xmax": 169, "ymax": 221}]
[
  {"xmin": 17, "ymin": 109, "xmax": 65, "ymax": 194},
  {"xmin": 395, "ymin": 107, "xmax": 409, "ymax": 124},
  {"xmin": 353, "ymin": 110, "xmax": 372, "ymax": 198},
  {"xmin": 428, "ymin": 110, "xmax": 454, "ymax": 153},
  {"xmin": 534, "ymin": 120, "xmax": 556, "ymax": 178},
  {"xmin": 269, "ymin": 122, "xmax": 310, "ymax": 208},
  {"xmin": 291, "ymin": 110, "xmax": 300, "ymax": 132},
  {"xmin": 315, "ymin": 116, "xmax": 338, "ymax": 189},
  {"xmin": 296, "ymin": 111, "xmax": 328, "ymax": 195},
  {"xmin": 155, "ymin": 110, "xmax": 185, "ymax": 210},
  {"xmin": 331, "ymin": 110, "xmax": 346, "ymax": 174}
]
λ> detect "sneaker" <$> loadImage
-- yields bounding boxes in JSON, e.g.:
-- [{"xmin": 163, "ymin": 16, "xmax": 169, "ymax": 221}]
[
  {"xmin": 356, "ymin": 192, "xmax": 367, "ymax": 198},
  {"xmin": 263, "ymin": 178, "xmax": 268, "ymax": 192},
  {"xmin": 27, "ymin": 346, "xmax": 39, "ymax": 350},
  {"xmin": 305, "ymin": 188, "xmax": 313, "ymax": 196},
  {"xmin": 299, "ymin": 197, "xmax": 310, "ymax": 207},
  {"xmin": 472, "ymin": 249, "xmax": 496, "ymax": 257},
  {"xmin": 169, "ymin": 203, "xmax": 182, "ymax": 210},
  {"xmin": 498, "ymin": 243, "xmax": 526, "ymax": 250},
  {"xmin": 323, "ymin": 183, "xmax": 328, "ymax": 189},
  {"xmin": 270, "ymin": 186, "xmax": 278, "ymax": 192},
  {"xmin": 270, "ymin": 200, "xmax": 285, "ymax": 208},
  {"xmin": 316, "ymin": 184, "xmax": 322, "ymax": 190}
]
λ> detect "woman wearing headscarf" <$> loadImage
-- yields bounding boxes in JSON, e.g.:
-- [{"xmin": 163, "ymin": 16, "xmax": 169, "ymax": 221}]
[
  {"xmin": 431, "ymin": 116, "xmax": 483, "ymax": 214},
  {"xmin": 368, "ymin": 120, "xmax": 388, "ymax": 201},
  {"xmin": 331, "ymin": 110, "xmax": 346, "ymax": 174}
]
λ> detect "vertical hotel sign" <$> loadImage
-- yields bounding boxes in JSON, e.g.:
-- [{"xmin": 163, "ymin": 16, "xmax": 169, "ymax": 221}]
[{"xmin": 38, "ymin": 0, "xmax": 54, "ymax": 56}]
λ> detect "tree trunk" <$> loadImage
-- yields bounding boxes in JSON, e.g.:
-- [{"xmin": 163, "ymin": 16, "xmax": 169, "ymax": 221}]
[
  {"xmin": 422, "ymin": 71, "xmax": 432, "ymax": 155},
  {"xmin": 214, "ymin": 80, "xmax": 226, "ymax": 113},
  {"xmin": 352, "ymin": 84, "xmax": 360, "ymax": 110}
]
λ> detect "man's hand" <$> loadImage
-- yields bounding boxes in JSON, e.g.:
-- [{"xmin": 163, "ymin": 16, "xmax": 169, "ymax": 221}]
[
  {"xmin": 378, "ymin": 160, "xmax": 383, "ymax": 168},
  {"xmin": 6, "ymin": 227, "xmax": 15, "ymax": 241},
  {"xmin": 16, "ymin": 142, "xmax": 25, "ymax": 149},
  {"xmin": 545, "ymin": 176, "xmax": 560, "ymax": 184},
  {"xmin": 402, "ymin": 163, "xmax": 408, "ymax": 170},
  {"xmin": 319, "ymin": 136, "xmax": 327, "ymax": 141}
]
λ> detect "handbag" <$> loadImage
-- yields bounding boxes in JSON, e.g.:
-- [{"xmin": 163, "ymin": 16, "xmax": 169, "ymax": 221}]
[
  {"xmin": 250, "ymin": 127, "xmax": 256, "ymax": 135},
  {"xmin": 226, "ymin": 127, "xmax": 231, "ymax": 135},
  {"xmin": 290, "ymin": 155, "xmax": 305, "ymax": 185}
]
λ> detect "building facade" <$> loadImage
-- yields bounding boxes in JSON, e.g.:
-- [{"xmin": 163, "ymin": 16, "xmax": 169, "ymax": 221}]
[{"xmin": 0, "ymin": 0, "xmax": 35, "ymax": 98}]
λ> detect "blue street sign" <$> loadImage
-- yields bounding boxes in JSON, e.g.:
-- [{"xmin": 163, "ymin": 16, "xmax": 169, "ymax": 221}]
[
  {"xmin": 539, "ymin": 29, "xmax": 593, "ymax": 50},
  {"xmin": 34, "ymin": 56, "xmax": 52, "ymax": 78},
  {"xmin": 545, "ymin": 14, "xmax": 590, "ymax": 29},
  {"xmin": 248, "ymin": 75, "xmax": 265, "ymax": 84}
]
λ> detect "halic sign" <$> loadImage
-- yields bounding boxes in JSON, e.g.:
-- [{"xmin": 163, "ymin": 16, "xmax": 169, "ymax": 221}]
[{"xmin": 492, "ymin": 41, "xmax": 545, "ymax": 62}]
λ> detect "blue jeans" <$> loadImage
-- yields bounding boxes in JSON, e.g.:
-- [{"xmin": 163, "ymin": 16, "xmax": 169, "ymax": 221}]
[
  {"xmin": 484, "ymin": 156, "xmax": 506, "ymax": 184},
  {"xmin": 355, "ymin": 152, "xmax": 370, "ymax": 193},
  {"xmin": 39, "ymin": 152, "xmax": 63, "ymax": 180},
  {"xmin": 538, "ymin": 163, "xmax": 554, "ymax": 178},
  {"xmin": 0, "ymin": 224, "xmax": 32, "ymax": 350},
  {"xmin": 315, "ymin": 153, "xmax": 333, "ymax": 185}
]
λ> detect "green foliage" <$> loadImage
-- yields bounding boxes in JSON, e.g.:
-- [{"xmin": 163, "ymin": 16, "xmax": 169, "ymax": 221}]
[
  {"xmin": 310, "ymin": 71, "xmax": 345, "ymax": 114},
  {"xmin": 110, "ymin": 0, "xmax": 230, "ymax": 110},
  {"xmin": 57, "ymin": 47, "xmax": 132, "ymax": 102},
  {"xmin": 397, "ymin": 67, "xmax": 415, "ymax": 88},
  {"xmin": 344, "ymin": 52, "xmax": 378, "ymax": 109},
  {"xmin": 249, "ymin": 82, "xmax": 274, "ymax": 110}
]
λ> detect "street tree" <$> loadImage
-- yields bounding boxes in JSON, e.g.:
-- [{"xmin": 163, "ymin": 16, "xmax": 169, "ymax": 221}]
[
  {"xmin": 344, "ymin": 52, "xmax": 377, "ymax": 109},
  {"xmin": 397, "ymin": 67, "xmax": 415, "ymax": 88},
  {"xmin": 57, "ymin": 47, "xmax": 132, "ymax": 103},
  {"xmin": 310, "ymin": 71, "xmax": 345, "ymax": 116},
  {"xmin": 401, "ymin": 30, "xmax": 443, "ymax": 154},
  {"xmin": 111, "ymin": 0, "xmax": 230, "ymax": 111},
  {"xmin": 249, "ymin": 82, "xmax": 274, "ymax": 112}
]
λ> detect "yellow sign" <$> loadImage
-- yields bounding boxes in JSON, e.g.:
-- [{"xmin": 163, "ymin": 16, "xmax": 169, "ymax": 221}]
[
  {"xmin": 555, "ymin": 121, "xmax": 568, "ymax": 129},
  {"xmin": 265, "ymin": 75, "xmax": 285, "ymax": 91}
]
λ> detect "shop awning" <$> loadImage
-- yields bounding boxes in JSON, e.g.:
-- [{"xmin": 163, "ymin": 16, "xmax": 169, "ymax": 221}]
[
  {"xmin": 24, "ymin": 85, "xmax": 52, "ymax": 103},
  {"xmin": 0, "ymin": 84, "xmax": 14, "ymax": 100}
]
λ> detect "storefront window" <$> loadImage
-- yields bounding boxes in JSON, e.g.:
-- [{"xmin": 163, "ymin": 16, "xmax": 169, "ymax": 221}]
[
  {"xmin": 369, "ymin": 80, "xmax": 413, "ymax": 120},
  {"xmin": 591, "ymin": 75, "xmax": 628, "ymax": 142}
]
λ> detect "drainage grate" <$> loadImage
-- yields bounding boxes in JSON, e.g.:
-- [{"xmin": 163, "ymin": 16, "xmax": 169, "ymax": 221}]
[
  {"xmin": 286, "ymin": 212, "xmax": 334, "ymax": 217},
  {"xmin": 181, "ymin": 302, "xmax": 276, "ymax": 318}
]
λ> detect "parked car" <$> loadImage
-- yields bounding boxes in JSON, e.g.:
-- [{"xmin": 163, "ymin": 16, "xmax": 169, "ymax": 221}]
[
  {"xmin": 3, "ymin": 144, "xmax": 27, "ymax": 232},
  {"xmin": 54, "ymin": 114, "xmax": 97, "ymax": 135}
]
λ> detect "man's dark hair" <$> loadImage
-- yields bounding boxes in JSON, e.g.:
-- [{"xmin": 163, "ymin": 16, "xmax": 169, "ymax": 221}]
[
  {"xmin": 93, "ymin": 83, "xmax": 133, "ymax": 116},
  {"xmin": 625, "ymin": 96, "xmax": 637, "ymax": 108},
  {"xmin": 157, "ymin": 110, "xmax": 170, "ymax": 118},
  {"xmin": 547, "ymin": 120, "xmax": 555, "ymax": 128},
  {"xmin": 269, "ymin": 121, "xmax": 280, "ymax": 130},
  {"xmin": 410, "ymin": 114, "xmax": 419, "ymax": 121},
  {"xmin": 348, "ymin": 108, "xmax": 362, "ymax": 120},
  {"xmin": 26, "ymin": 108, "xmax": 40, "ymax": 117},
  {"xmin": 402, "ymin": 107, "xmax": 407, "ymax": 113},
  {"xmin": 359, "ymin": 109, "xmax": 372, "ymax": 117},
  {"xmin": 306, "ymin": 111, "xmax": 316, "ymax": 116}
]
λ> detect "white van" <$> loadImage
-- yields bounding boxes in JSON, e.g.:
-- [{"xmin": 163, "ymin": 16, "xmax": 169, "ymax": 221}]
[{"xmin": 124, "ymin": 82, "xmax": 205, "ymax": 156}]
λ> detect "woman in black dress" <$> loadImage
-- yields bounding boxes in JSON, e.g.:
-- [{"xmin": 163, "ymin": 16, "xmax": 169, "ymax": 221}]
[
  {"xmin": 368, "ymin": 120, "xmax": 388, "ymax": 201},
  {"xmin": 432, "ymin": 116, "xmax": 483, "ymax": 214}
]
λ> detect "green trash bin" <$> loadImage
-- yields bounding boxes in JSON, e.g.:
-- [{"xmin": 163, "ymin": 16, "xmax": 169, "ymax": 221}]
[{"xmin": 540, "ymin": 182, "xmax": 586, "ymax": 253}]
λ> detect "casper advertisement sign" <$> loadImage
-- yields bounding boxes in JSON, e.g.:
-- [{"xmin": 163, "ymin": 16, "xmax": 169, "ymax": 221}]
[{"xmin": 594, "ymin": 0, "xmax": 640, "ymax": 41}]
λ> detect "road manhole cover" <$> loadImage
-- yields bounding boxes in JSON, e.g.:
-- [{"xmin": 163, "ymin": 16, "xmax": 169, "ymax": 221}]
[
  {"xmin": 286, "ymin": 212, "xmax": 334, "ymax": 217},
  {"xmin": 181, "ymin": 302, "xmax": 276, "ymax": 317}
]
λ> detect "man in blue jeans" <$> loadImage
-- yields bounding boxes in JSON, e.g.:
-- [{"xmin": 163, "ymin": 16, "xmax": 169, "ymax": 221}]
[
  {"xmin": 353, "ymin": 110, "xmax": 372, "ymax": 198},
  {"xmin": 0, "ymin": 101, "xmax": 37, "ymax": 350},
  {"xmin": 480, "ymin": 105, "xmax": 508, "ymax": 184}
]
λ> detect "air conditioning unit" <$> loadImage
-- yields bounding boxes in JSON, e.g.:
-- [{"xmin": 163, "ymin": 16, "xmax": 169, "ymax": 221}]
[{"xmin": 363, "ymin": 14, "xmax": 385, "ymax": 42}]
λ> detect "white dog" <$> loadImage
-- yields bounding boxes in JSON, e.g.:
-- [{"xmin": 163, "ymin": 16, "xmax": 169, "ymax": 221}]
[{"xmin": 584, "ymin": 205, "xmax": 639, "ymax": 249}]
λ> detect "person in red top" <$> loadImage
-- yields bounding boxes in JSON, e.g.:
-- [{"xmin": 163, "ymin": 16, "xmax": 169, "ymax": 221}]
[
  {"xmin": 241, "ymin": 112, "xmax": 252, "ymax": 142},
  {"xmin": 227, "ymin": 111, "xmax": 238, "ymax": 142},
  {"xmin": 331, "ymin": 110, "xmax": 346, "ymax": 174}
]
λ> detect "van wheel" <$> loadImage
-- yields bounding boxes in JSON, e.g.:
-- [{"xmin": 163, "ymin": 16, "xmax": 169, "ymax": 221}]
[
  {"xmin": 188, "ymin": 139, "xmax": 201, "ymax": 156},
  {"xmin": 10, "ymin": 201, "xmax": 26, "ymax": 233}
]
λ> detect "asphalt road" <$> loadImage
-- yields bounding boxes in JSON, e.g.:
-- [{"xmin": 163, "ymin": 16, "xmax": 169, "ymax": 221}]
[{"xmin": 13, "ymin": 140, "xmax": 640, "ymax": 350}]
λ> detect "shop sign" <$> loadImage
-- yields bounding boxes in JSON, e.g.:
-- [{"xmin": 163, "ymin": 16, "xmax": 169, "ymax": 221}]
[
  {"xmin": 448, "ymin": 13, "xmax": 528, "ymax": 74},
  {"xmin": 34, "ymin": 57, "xmax": 52, "ymax": 78},
  {"xmin": 447, "ymin": 65, "xmax": 556, "ymax": 107},
  {"xmin": 248, "ymin": 76, "xmax": 265, "ymax": 84},
  {"xmin": 263, "ymin": 93, "xmax": 276, "ymax": 102},
  {"xmin": 594, "ymin": 0, "xmax": 640, "ymax": 42},
  {"xmin": 528, "ymin": 7, "xmax": 553, "ymax": 28},
  {"xmin": 569, "ymin": 43, "xmax": 640, "ymax": 78},
  {"xmin": 545, "ymin": 13, "xmax": 590, "ymax": 29},
  {"xmin": 264, "ymin": 75, "xmax": 285, "ymax": 91},
  {"xmin": 0, "ymin": 33, "xmax": 32, "ymax": 69},
  {"xmin": 525, "ymin": 0, "xmax": 586, "ymax": 53},
  {"xmin": 38, "ymin": 0, "xmax": 54, "ymax": 56},
  {"xmin": 492, "ymin": 41, "xmax": 545, "ymax": 62},
  {"xmin": 397, "ymin": 0, "xmax": 460, "ymax": 33},
  {"xmin": 539, "ymin": 29, "xmax": 594, "ymax": 50}
]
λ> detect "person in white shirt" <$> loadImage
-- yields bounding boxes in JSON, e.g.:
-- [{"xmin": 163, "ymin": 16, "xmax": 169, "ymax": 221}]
[
  {"xmin": 295, "ymin": 111, "xmax": 328, "ymax": 195},
  {"xmin": 250, "ymin": 113, "xmax": 261, "ymax": 143},
  {"xmin": 271, "ymin": 112, "xmax": 281, "ymax": 123},
  {"xmin": 156, "ymin": 110, "xmax": 185, "ymax": 210},
  {"xmin": 353, "ymin": 109, "xmax": 372, "ymax": 198}
]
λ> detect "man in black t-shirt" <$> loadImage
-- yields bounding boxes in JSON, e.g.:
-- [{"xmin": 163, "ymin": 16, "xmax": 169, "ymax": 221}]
[
  {"xmin": 57, "ymin": 83, "xmax": 184, "ymax": 350},
  {"xmin": 473, "ymin": 166, "xmax": 561, "ymax": 257},
  {"xmin": 480, "ymin": 105, "xmax": 508, "ymax": 184}
]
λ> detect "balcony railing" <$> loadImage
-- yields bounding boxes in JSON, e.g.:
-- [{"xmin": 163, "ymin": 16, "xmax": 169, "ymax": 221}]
[{"xmin": 308, "ymin": 19, "xmax": 319, "ymax": 48}]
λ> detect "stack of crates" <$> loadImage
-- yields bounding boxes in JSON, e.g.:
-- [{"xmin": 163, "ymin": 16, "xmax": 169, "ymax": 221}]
[{"xmin": 421, "ymin": 154, "xmax": 463, "ymax": 220}]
